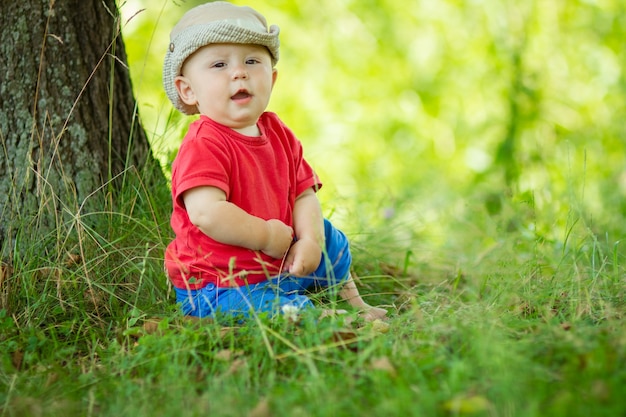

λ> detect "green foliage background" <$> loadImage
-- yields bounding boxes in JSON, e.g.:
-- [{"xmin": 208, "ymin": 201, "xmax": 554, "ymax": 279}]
[
  {"xmin": 2, "ymin": 2, "xmax": 626, "ymax": 415},
  {"xmin": 121, "ymin": 0, "xmax": 626, "ymax": 272}
]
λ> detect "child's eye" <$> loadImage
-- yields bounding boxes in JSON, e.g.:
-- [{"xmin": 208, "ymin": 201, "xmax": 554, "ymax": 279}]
[
  {"xmin": 212, "ymin": 62, "xmax": 226, "ymax": 68},
  {"xmin": 245, "ymin": 59, "xmax": 260, "ymax": 65}
]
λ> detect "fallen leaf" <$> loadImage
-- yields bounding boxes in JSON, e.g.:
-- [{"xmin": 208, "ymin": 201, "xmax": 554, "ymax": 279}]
[
  {"xmin": 331, "ymin": 329, "xmax": 359, "ymax": 352},
  {"xmin": 0, "ymin": 262, "xmax": 12, "ymax": 285},
  {"xmin": 591, "ymin": 379, "xmax": 611, "ymax": 402},
  {"xmin": 226, "ymin": 358, "xmax": 246, "ymax": 376},
  {"xmin": 215, "ymin": 349, "xmax": 244, "ymax": 361},
  {"xmin": 65, "ymin": 253, "xmax": 82, "ymax": 267},
  {"xmin": 12, "ymin": 350, "xmax": 24, "ymax": 370},
  {"xmin": 0, "ymin": 262, "xmax": 12, "ymax": 308},
  {"xmin": 369, "ymin": 356, "xmax": 397, "ymax": 377},
  {"xmin": 142, "ymin": 319, "xmax": 161, "ymax": 335},
  {"xmin": 378, "ymin": 262, "xmax": 403, "ymax": 277},
  {"xmin": 371, "ymin": 319, "xmax": 390, "ymax": 334},
  {"xmin": 194, "ymin": 366, "xmax": 208, "ymax": 383},
  {"xmin": 83, "ymin": 287, "xmax": 107, "ymax": 309},
  {"xmin": 45, "ymin": 372, "xmax": 59, "ymax": 388},
  {"xmin": 248, "ymin": 397, "xmax": 270, "ymax": 417}
]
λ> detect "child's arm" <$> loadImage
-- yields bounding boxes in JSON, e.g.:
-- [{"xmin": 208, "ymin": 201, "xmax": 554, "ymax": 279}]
[
  {"xmin": 183, "ymin": 186, "xmax": 294, "ymax": 259},
  {"xmin": 284, "ymin": 188, "xmax": 324, "ymax": 276}
]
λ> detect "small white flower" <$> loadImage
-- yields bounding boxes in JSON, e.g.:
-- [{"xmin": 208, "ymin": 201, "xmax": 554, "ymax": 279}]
[{"xmin": 281, "ymin": 304, "xmax": 300, "ymax": 322}]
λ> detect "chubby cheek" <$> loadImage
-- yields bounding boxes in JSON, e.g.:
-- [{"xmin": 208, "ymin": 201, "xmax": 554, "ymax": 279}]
[{"xmin": 258, "ymin": 76, "xmax": 276, "ymax": 101}]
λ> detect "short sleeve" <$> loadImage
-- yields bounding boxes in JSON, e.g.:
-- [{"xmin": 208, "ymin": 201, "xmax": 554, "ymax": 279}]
[{"xmin": 171, "ymin": 128, "xmax": 232, "ymax": 206}]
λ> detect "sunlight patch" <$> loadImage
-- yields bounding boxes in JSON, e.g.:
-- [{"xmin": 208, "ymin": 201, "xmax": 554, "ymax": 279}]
[{"xmin": 464, "ymin": 147, "xmax": 492, "ymax": 172}]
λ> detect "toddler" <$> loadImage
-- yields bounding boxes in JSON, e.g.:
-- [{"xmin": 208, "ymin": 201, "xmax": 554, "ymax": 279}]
[{"xmin": 163, "ymin": 1, "xmax": 386, "ymax": 321}]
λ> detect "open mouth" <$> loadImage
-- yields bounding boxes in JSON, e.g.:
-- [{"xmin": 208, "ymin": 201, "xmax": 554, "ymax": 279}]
[{"xmin": 231, "ymin": 90, "xmax": 252, "ymax": 100}]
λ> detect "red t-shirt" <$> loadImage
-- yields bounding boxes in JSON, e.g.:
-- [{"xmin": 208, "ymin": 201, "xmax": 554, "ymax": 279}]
[{"xmin": 165, "ymin": 112, "xmax": 322, "ymax": 290}]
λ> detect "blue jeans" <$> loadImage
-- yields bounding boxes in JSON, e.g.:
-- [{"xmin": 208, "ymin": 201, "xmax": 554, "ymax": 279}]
[{"xmin": 174, "ymin": 219, "xmax": 351, "ymax": 318}]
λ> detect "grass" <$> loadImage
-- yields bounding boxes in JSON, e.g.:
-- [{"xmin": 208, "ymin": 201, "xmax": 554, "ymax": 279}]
[
  {"xmin": 2, "ymin": 2, "xmax": 625, "ymax": 413},
  {"xmin": 1, "ymin": 169, "xmax": 625, "ymax": 417}
]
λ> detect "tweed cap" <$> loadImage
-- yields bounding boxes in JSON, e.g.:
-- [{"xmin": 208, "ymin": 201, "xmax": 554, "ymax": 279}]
[{"xmin": 163, "ymin": 1, "xmax": 280, "ymax": 115}]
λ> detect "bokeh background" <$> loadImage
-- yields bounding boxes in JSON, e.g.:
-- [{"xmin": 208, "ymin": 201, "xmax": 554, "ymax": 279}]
[{"xmin": 120, "ymin": 0, "xmax": 626, "ymax": 278}]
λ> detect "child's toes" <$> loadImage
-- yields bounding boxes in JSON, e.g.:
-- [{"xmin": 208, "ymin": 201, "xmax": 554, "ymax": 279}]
[{"xmin": 360, "ymin": 306, "xmax": 387, "ymax": 322}]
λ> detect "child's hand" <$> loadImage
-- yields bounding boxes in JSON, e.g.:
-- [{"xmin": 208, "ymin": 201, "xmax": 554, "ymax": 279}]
[
  {"xmin": 261, "ymin": 219, "xmax": 294, "ymax": 259},
  {"xmin": 284, "ymin": 237, "xmax": 321, "ymax": 276}
]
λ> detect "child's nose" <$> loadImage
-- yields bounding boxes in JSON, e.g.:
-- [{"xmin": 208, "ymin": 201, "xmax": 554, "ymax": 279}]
[{"xmin": 232, "ymin": 65, "xmax": 248, "ymax": 80}]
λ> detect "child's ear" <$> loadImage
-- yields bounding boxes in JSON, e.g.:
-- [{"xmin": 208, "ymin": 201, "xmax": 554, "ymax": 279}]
[
  {"xmin": 271, "ymin": 68, "xmax": 278, "ymax": 89},
  {"xmin": 174, "ymin": 76, "xmax": 197, "ymax": 106}
]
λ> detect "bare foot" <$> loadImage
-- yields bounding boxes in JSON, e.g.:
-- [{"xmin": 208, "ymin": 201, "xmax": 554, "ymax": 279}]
[{"xmin": 358, "ymin": 306, "xmax": 388, "ymax": 322}]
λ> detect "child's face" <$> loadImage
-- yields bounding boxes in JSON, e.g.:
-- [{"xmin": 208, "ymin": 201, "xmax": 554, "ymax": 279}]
[{"xmin": 175, "ymin": 43, "xmax": 277, "ymax": 134}]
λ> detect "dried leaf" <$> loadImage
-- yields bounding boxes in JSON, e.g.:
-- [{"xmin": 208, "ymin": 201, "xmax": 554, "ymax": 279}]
[
  {"xmin": 45, "ymin": 372, "xmax": 59, "ymax": 388},
  {"xmin": 83, "ymin": 288, "xmax": 107, "ymax": 309},
  {"xmin": 142, "ymin": 319, "xmax": 161, "ymax": 335},
  {"xmin": 215, "ymin": 349, "xmax": 243, "ymax": 361},
  {"xmin": 371, "ymin": 319, "xmax": 390, "ymax": 334},
  {"xmin": 181, "ymin": 315, "xmax": 214, "ymax": 325},
  {"xmin": 0, "ymin": 262, "xmax": 12, "ymax": 308},
  {"xmin": 65, "ymin": 253, "xmax": 82, "ymax": 267},
  {"xmin": 12, "ymin": 350, "xmax": 24, "ymax": 370},
  {"xmin": 226, "ymin": 358, "xmax": 246, "ymax": 375},
  {"xmin": 248, "ymin": 397, "xmax": 270, "ymax": 417},
  {"xmin": 194, "ymin": 366, "xmax": 207, "ymax": 383},
  {"xmin": 331, "ymin": 329, "xmax": 359, "ymax": 352},
  {"xmin": 591, "ymin": 380, "xmax": 611, "ymax": 402},
  {"xmin": 369, "ymin": 356, "xmax": 397, "ymax": 377},
  {"xmin": 378, "ymin": 262, "xmax": 403, "ymax": 277},
  {"xmin": 0, "ymin": 262, "xmax": 12, "ymax": 285}
]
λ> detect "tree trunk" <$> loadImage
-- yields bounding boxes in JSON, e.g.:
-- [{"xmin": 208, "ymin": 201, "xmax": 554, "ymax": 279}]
[{"xmin": 0, "ymin": 0, "xmax": 164, "ymax": 258}]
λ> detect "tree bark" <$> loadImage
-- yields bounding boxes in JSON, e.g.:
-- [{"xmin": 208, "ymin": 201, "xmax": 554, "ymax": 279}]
[{"xmin": 0, "ymin": 0, "xmax": 164, "ymax": 258}]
